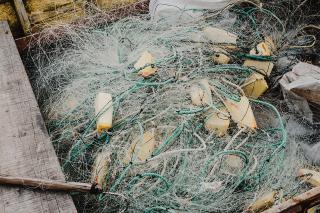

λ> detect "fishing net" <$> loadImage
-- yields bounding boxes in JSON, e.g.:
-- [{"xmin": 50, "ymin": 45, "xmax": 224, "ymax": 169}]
[{"xmin": 25, "ymin": 1, "xmax": 319, "ymax": 212}]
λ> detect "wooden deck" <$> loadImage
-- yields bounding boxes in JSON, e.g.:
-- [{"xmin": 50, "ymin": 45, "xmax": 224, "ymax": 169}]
[{"xmin": 0, "ymin": 21, "xmax": 77, "ymax": 212}]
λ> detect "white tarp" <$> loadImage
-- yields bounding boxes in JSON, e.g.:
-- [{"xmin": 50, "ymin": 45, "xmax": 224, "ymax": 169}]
[
  {"xmin": 149, "ymin": 0, "xmax": 237, "ymax": 21},
  {"xmin": 279, "ymin": 62, "xmax": 320, "ymax": 124}
]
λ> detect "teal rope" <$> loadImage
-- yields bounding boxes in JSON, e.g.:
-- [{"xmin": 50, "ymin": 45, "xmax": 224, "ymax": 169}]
[{"xmin": 127, "ymin": 173, "xmax": 171, "ymax": 194}]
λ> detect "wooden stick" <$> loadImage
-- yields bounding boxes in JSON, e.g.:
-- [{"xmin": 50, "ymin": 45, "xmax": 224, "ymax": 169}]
[
  {"xmin": 13, "ymin": 0, "xmax": 31, "ymax": 34},
  {"xmin": 263, "ymin": 186, "xmax": 320, "ymax": 213},
  {"xmin": 0, "ymin": 175, "xmax": 102, "ymax": 194}
]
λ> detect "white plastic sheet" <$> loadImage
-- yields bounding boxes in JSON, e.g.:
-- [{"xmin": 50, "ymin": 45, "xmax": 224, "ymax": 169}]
[
  {"xmin": 280, "ymin": 62, "xmax": 320, "ymax": 124},
  {"xmin": 149, "ymin": 0, "xmax": 236, "ymax": 21}
]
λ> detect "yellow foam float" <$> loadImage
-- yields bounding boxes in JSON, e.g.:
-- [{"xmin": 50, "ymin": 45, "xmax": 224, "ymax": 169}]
[
  {"xmin": 242, "ymin": 72, "xmax": 269, "ymax": 99},
  {"xmin": 246, "ymin": 191, "xmax": 277, "ymax": 213},
  {"xmin": 134, "ymin": 51, "xmax": 157, "ymax": 78},
  {"xmin": 91, "ymin": 148, "xmax": 112, "ymax": 189},
  {"xmin": 298, "ymin": 168, "xmax": 320, "ymax": 187},
  {"xmin": 204, "ymin": 109, "xmax": 230, "ymax": 137},
  {"xmin": 95, "ymin": 92, "xmax": 113, "ymax": 133},
  {"xmin": 190, "ymin": 79, "xmax": 213, "ymax": 106},
  {"xmin": 203, "ymin": 27, "xmax": 238, "ymax": 45},
  {"xmin": 223, "ymin": 96, "xmax": 257, "ymax": 130},
  {"xmin": 123, "ymin": 130, "xmax": 157, "ymax": 164}
]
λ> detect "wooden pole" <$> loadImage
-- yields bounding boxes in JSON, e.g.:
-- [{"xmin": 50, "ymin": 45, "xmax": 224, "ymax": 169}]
[
  {"xmin": 263, "ymin": 186, "xmax": 320, "ymax": 213},
  {"xmin": 13, "ymin": 0, "xmax": 31, "ymax": 34},
  {"xmin": 0, "ymin": 175, "xmax": 102, "ymax": 194}
]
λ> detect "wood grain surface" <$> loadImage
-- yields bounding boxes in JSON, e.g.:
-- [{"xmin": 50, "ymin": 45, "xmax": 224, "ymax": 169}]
[{"xmin": 0, "ymin": 21, "xmax": 76, "ymax": 213}]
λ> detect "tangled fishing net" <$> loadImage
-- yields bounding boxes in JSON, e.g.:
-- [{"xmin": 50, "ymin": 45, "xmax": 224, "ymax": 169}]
[{"xmin": 26, "ymin": 0, "xmax": 319, "ymax": 212}]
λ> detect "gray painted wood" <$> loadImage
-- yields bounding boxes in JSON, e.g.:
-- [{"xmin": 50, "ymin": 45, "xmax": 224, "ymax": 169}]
[{"xmin": 0, "ymin": 21, "xmax": 77, "ymax": 213}]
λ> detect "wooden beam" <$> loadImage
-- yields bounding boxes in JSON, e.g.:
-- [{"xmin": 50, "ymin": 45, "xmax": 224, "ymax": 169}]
[
  {"xmin": 0, "ymin": 21, "xmax": 76, "ymax": 212},
  {"xmin": 0, "ymin": 175, "xmax": 102, "ymax": 194},
  {"xmin": 13, "ymin": 0, "xmax": 31, "ymax": 34},
  {"xmin": 263, "ymin": 187, "xmax": 320, "ymax": 213}
]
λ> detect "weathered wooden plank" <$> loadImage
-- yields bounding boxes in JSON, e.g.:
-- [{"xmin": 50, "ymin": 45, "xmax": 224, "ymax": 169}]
[
  {"xmin": 0, "ymin": 21, "xmax": 77, "ymax": 212},
  {"xmin": 263, "ymin": 187, "xmax": 320, "ymax": 213},
  {"xmin": 13, "ymin": 0, "xmax": 31, "ymax": 33}
]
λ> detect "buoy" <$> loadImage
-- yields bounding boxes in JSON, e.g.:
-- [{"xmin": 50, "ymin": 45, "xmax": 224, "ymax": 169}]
[
  {"xmin": 95, "ymin": 92, "xmax": 113, "ymax": 133},
  {"xmin": 91, "ymin": 148, "xmax": 111, "ymax": 189},
  {"xmin": 123, "ymin": 130, "xmax": 157, "ymax": 164},
  {"xmin": 190, "ymin": 79, "xmax": 213, "ymax": 106},
  {"xmin": 223, "ymin": 96, "xmax": 257, "ymax": 130},
  {"xmin": 246, "ymin": 191, "xmax": 277, "ymax": 213},
  {"xmin": 134, "ymin": 51, "xmax": 157, "ymax": 77},
  {"xmin": 204, "ymin": 109, "xmax": 230, "ymax": 137},
  {"xmin": 212, "ymin": 47, "xmax": 231, "ymax": 64},
  {"xmin": 242, "ymin": 72, "xmax": 268, "ymax": 99},
  {"xmin": 265, "ymin": 36, "xmax": 276, "ymax": 53},
  {"xmin": 249, "ymin": 42, "xmax": 272, "ymax": 56},
  {"xmin": 298, "ymin": 168, "xmax": 320, "ymax": 187},
  {"xmin": 203, "ymin": 27, "xmax": 237, "ymax": 44},
  {"xmin": 243, "ymin": 60, "xmax": 274, "ymax": 77}
]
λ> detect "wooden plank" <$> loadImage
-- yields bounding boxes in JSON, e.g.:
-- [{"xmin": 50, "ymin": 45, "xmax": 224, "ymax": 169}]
[
  {"xmin": 13, "ymin": 0, "xmax": 31, "ymax": 33},
  {"xmin": 263, "ymin": 187, "xmax": 320, "ymax": 213},
  {"xmin": 0, "ymin": 21, "xmax": 77, "ymax": 212}
]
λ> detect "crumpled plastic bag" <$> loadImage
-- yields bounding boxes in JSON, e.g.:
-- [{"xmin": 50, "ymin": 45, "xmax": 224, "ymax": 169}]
[
  {"xmin": 149, "ymin": 0, "xmax": 237, "ymax": 21},
  {"xmin": 279, "ymin": 62, "xmax": 320, "ymax": 124}
]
